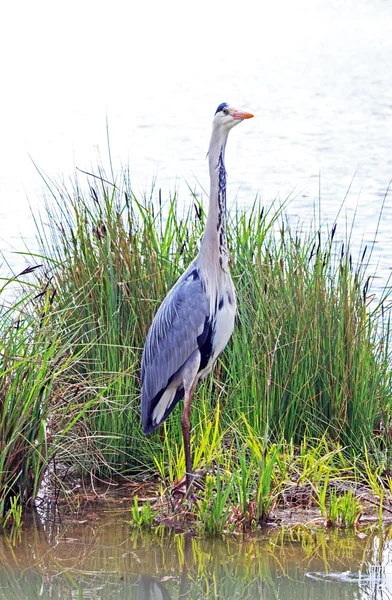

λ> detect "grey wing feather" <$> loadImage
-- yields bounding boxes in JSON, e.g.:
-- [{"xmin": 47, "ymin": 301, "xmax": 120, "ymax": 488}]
[{"xmin": 141, "ymin": 272, "xmax": 209, "ymax": 422}]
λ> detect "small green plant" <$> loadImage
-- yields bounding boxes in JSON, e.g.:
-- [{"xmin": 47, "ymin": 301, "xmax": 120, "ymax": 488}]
[
  {"xmin": 130, "ymin": 495, "xmax": 157, "ymax": 529},
  {"xmin": 2, "ymin": 496, "xmax": 23, "ymax": 530},
  {"xmin": 153, "ymin": 421, "xmax": 185, "ymax": 485},
  {"xmin": 338, "ymin": 490, "xmax": 361, "ymax": 527},
  {"xmin": 315, "ymin": 472, "xmax": 330, "ymax": 517},
  {"xmin": 232, "ymin": 444, "xmax": 253, "ymax": 516},
  {"xmin": 256, "ymin": 446, "xmax": 280, "ymax": 523},
  {"xmin": 327, "ymin": 488, "xmax": 340, "ymax": 526},
  {"xmin": 196, "ymin": 471, "xmax": 233, "ymax": 535},
  {"xmin": 325, "ymin": 488, "xmax": 361, "ymax": 527}
]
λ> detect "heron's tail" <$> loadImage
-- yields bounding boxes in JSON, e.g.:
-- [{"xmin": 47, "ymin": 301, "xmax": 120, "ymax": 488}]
[{"xmin": 142, "ymin": 384, "xmax": 184, "ymax": 434}]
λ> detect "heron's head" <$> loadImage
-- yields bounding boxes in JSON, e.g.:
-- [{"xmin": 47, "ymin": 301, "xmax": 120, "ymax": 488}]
[{"xmin": 213, "ymin": 102, "xmax": 254, "ymax": 133}]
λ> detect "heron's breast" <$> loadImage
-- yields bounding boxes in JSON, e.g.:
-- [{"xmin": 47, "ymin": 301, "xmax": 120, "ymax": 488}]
[{"xmin": 196, "ymin": 286, "xmax": 236, "ymax": 382}]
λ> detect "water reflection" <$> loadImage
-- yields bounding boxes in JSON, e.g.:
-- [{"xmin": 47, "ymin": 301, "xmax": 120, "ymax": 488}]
[
  {"xmin": 0, "ymin": 509, "xmax": 391, "ymax": 599},
  {"xmin": 137, "ymin": 576, "xmax": 172, "ymax": 600}
]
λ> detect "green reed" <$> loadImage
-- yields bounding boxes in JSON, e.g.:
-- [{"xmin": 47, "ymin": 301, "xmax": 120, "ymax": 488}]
[
  {"xmin": 130, "ymin": 495, "xmax": 158, "ymax": 529},
  {"xmin": 0, "ymin": 276, "xmax": 85, "ymax": 521},
  {"xmin": 33, "ymin": 170, "xmax": 391, "ymax": 468},
  {"xmin": 1, "ymin": 166, "xmax": 391, "ymax": 523}
]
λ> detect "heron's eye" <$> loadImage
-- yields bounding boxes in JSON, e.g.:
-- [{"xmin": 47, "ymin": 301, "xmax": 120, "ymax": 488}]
[{"xmin": 222, "ymin": 108, "xmax": 228, "ymax": 116}]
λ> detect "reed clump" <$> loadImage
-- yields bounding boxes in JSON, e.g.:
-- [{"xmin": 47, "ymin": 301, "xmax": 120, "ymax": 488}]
[
  {"xmin": 0, "ymin": 273, "xmax": 95, "ymax": 522},
  {"xmin": 1, "ymin": 167, "xmax": 391, "ymax": 524}
]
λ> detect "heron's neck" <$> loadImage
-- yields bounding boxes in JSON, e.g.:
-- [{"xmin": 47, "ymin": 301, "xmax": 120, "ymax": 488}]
[{"xmin": 200, "ymin": 128, "xmax": 229, "ymax": 269}]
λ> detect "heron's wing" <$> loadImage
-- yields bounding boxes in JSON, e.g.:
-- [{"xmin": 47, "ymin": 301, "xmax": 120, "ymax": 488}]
[{"xmin": 141, "ymin": 269, "xmax": 209, "ymax": 430}]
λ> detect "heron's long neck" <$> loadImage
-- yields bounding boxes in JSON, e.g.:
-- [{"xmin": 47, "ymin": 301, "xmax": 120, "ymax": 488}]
[{"xmin": 200, "ymin": 128, "xmax": 229, "ymax": 270}]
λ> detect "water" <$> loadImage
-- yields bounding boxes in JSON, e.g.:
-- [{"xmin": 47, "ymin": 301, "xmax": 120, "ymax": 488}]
[
  {"xmin": 1, "ymin": 509, "xmax": 391, "ymax": 599},
  {"xmin": 1, "ymin": 0, "xmax": 391, "ymax": 289}
]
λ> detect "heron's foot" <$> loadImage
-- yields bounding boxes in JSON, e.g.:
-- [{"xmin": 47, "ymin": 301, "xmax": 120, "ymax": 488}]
[
  {"xmin": 172, "ymin": 470, "xmax": 204, "ymax": 507},
  {"xmin": 184, "ymin": 490, "xmax": 197, "ymax": 507}
]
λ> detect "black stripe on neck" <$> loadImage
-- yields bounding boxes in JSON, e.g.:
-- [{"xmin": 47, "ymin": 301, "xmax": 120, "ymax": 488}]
[{"xmin": 216, "ymin": 146, "xmax": 227, "ymax": 232}]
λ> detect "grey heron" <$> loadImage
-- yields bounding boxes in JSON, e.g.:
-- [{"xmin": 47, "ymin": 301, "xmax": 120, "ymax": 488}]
[{"xmin": 141, "ymin": 102, "xmax": 254, "ymax": 498}]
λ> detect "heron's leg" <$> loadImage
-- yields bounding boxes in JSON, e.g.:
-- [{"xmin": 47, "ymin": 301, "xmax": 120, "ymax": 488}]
[{"xmin": 181, "ymin": 380, "xmax": 197, "ymax": 498}]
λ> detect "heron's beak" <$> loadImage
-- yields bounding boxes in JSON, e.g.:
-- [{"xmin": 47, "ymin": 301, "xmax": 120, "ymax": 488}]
[{"xmin": 230, "ymin": 108, "xmax": 254, "ymax": 120}]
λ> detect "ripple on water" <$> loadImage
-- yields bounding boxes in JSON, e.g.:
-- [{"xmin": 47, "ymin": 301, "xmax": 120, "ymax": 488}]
[{"xmin": 306, "ymin": 570, "xmax": 383, "ymax": 585}]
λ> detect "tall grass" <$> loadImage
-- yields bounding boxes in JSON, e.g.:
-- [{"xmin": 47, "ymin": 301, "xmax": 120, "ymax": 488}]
[
  {"xmin": 0, "ymin": 264, "xmax": 118, "ymax": 521},
  {"xmin": 0, "ymin": 275, "xmax": 81, "ymax": 519},
  {"xmin": 35, "ymin": 171, "xmax": 391, "ymax": 467},
  {"xmin": 228, "ymin": 213, "xmax": 391, "ymax": 452},
  {"xmin": 1, "ymin": 166, "xmax": 391, "ymax": 513}
]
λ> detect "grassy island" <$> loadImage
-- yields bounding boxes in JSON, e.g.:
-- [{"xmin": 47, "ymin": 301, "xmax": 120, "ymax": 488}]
[{"xmin": 1, "ymin": 170, "xmax": 391, "ymax": 531}]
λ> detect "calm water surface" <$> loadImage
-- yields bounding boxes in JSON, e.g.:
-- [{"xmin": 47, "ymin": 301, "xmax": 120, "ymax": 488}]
[
  {"xmin": 0, "ymin": 510, "xmax": 391, "ymax": 599},
  {"xmin": 1, "ymin": 0, "xmax": 391, "ymax": 290}
]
